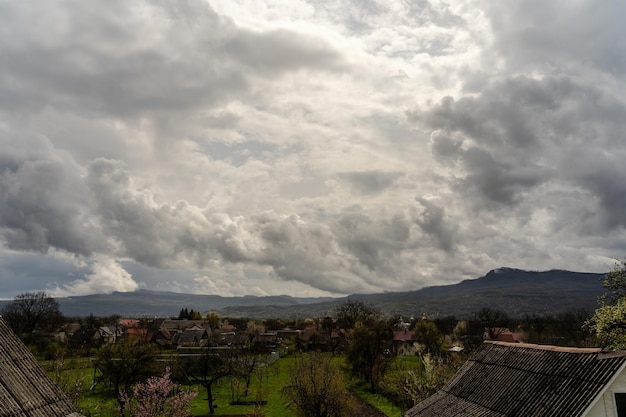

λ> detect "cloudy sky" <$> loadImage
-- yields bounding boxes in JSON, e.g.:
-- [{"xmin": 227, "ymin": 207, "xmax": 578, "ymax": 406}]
[{"xmin": 1, "ymin": 0, "xmax": 625, "ymax": 299}]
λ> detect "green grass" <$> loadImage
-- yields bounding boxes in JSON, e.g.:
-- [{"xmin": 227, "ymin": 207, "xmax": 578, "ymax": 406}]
[
  {"xmin": 49, "ymin": 355, "xmax": 406, "ymax": 416},
  {"xmin": 188, "ymin": 357, "xmax": 295, "ymax": 416},
  {"xmin": 349, "ymin": 380, "xmax": 404, "ymax": 417}
]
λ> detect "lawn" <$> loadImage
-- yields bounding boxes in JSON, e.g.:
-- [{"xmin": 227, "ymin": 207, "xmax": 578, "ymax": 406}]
[
  {"xmin": 61, "ymin": 356, "xmax": 298, "ymax": 417},
  {"xmin": 51, "ymin": 355, "xmax": 403, "ymax": 417},
  {"xmin": 188, "ymin": 356, "xmax": 293, "ymax": 416}
]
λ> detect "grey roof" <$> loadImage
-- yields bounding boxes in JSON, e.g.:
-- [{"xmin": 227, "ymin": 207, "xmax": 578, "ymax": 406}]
[
  {"xmin": 406, "ymin": 341, "xmax": 626, "ymax": 417},
  {"xmin": 0, "ymin": 317, "xmax": 83, "ymax": 417},
  {"xmin": 174, "ymin": 329, "xmax": 209, "ymax": 345}
]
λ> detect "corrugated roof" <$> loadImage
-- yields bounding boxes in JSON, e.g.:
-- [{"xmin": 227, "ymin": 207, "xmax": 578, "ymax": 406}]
[
  {"xmin": 0, "ymin": 317, "xmax": 82, "ymax": 417},
  {"xmin": 406, "ymin": 341, "xmax": 626, "ymax": 417}
]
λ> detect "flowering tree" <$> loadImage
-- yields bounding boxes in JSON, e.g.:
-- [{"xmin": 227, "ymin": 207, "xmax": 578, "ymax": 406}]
[
  {"xmin": 586, "ymin": 259, "xmax": 626, "ymax": 350},
  {"xmin": 119, "ymin": 367, "xmax": 197, "ymax": 417}
]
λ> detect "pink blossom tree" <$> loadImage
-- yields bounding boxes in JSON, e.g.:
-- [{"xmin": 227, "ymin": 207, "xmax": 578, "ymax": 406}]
[{"xmin": 119, "ymin": 367, "xmax": 197, "ymax": 417}]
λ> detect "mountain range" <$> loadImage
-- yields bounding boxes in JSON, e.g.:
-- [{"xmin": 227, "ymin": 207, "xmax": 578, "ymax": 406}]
[{"xmin": 38, "ymin": 267, "xmax": 607, "ymax": 319}]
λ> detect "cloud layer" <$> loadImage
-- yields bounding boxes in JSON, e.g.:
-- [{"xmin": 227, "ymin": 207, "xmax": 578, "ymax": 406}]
[{"xmin": 1, "ymin": 0, "xmax": 625, "ymax": 297}]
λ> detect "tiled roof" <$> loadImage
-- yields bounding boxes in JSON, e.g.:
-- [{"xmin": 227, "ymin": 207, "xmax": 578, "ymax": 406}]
[
  {"xmin": 0, "ymin": 317, "xmax": 83, "ymax": 417},
  {"xmin": 405, "ymin": 341, "xmax": 626, "ymax": 417}
]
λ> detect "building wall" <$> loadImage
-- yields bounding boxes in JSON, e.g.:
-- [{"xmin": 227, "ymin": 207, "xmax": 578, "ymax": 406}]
[{"xmin": 585, "ymin": 369, "xmax": 626, "ymax": 417}]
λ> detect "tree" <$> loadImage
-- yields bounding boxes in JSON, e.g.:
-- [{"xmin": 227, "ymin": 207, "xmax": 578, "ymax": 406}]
[
  {"xmin": 189, "ymin": 309, "xmax": 202, "ymax": 320},
  {"xmin": 345, "ymin": 318, "xmax": 393, "ymax": 393},
  {"xmin": 118, "ymin": 367, "xmax": 197, "ymax": 417},
  {"xmin": 0, "ymin": 291, "xmax": 63, "ymax": 338},
  {"xmin": 179, "ymin": 348, "xmax": 242, "ymax": 414},
  {"xmin": 600, "ymin": 259, "xmax": 626, "ymax": 305},
  {"xmin": 283, "ymin": 353, "xmax": 355, "ymax": 417},
  {"xmin": 586, "ymin": 259, "xmax": 626, "ymax": 349},
  {"xmin": 413, "ymin": 320, "xmax": 444, "ymax": 356},
  {"xmin": 319, "ymin": 316, "xmax": 345, "ymax": 355},
  {"xmin": 205, "ymin": 312, "xmax": 221, "ymax": 330},
  {"xmin": 95, "ymin": 340, "xmax": 160, "ymax": 413},
  {"xmin": 334, "ymin": 300, "xmax": 378, "ymax": 330},
  {"xmin": 475, "ymin": 307, "xmax": 509, "ymax": 340}
]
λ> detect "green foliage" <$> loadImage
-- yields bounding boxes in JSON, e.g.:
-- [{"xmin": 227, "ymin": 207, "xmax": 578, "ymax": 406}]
[
  {"xmin": 586, "ymin": 298, "xmax": 626, "ymax": 350},
  {"xmin": 350, "ymin": 381, "xmax": 403, "ymax": 417},
  {"xmin": 178, "ymin": 348, "xmax": 243, "ymax": 414},
  {"xmin": 601, "ymin": 259, "xmax": 626, "ymax": 305},
  {"xmin": 48, "ymin": 356, "xmax": 90, "ymax": 410},
  {"xmin": 413, "ymin": 321, "xmax": 444, "ymax": 356},
  {"xmin": 282, "ymin": 353, "xmax": 355, "ymax": 417},
  {"xmin": 587, "ymin": 260, "xmax": 626, "ymax": 350},
  {"xmin": 345, "ymin": 319, "xmax": 393, "ymax": 393},
  {"xmin": 94, "ymin": 339, "xmax": 160, "ymax": 412},
  {"xmin": 204, "ymin": 312, "xmax": 221, "ymax": 330},
  {"xmin": 378, "ymin": 354, "xmax": 459, "ymax": 411}
]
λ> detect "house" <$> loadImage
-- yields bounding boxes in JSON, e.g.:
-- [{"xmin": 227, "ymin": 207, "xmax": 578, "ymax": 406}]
[
  {"xmin": 483, "ymin": 326, "xmax": 527, "ymax": 343},
  {"xmin": 393, "ymin": 329, "xmax": 417, "ymax": 356},
  {"xmin": 0, "ymin": 317, "xmax": 84, "ymax": 417},
  {"xmin": 159, "ymin": 319, "xmax": 214, "ymax": 333},
  {"xmin": 98, "ymin": 326, "xmax": 120, "ymax": 344},
  {"xmin": 405, "ymin": 341, "xmax": 626, "ymax": 417},
  {"xmin": 173, "ymin": 328, "xmax": 210, "ymax": 347},
  {"xmin": 69, "ymin": 327, "xmax": 100, "ymax": 348}
]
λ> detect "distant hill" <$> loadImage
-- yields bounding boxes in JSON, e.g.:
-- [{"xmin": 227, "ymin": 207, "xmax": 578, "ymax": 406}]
[
  {"xmin": 0, "ymin": 268, "xmax": 607, "ymax": 318},
  {"xmin": 220, "ymin": 268, "xmax": 607, "ymax": 319},
  {"xmin": 53, "ymin": 289, "xmax": 335, "ymax": 317}
]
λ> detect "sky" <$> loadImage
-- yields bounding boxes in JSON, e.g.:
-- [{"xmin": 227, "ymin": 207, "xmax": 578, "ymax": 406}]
[{"xmin": 1, "ymin": 0, "xmax": 625, "ymax": 299}]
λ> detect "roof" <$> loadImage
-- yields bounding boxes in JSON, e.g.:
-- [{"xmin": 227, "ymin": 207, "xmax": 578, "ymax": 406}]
[
  {"xmin": 0, "ymin": 317, "xmax": 83, "ymax": 417},
  {"xmin": 405, "ymin": 341, "xmax": 626, "ymax": 417},
  {"xmin": 160, "ymin": 319, "xmax": 213, "ymax": 333},
  {"xmin": 119, "ymin": 318, "xmax": 139, "ymax": 328},
  {"xmin": 393, "ymin": 330, "xmax": 414, "ymax": 342},
  {"xmin": 174, "ymin": 329, "xmax": 208, "ymax": 345}
]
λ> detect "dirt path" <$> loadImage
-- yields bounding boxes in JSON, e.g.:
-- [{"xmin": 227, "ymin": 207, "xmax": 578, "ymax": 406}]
[{"xmin": 350, "ymin": 392, "xmax": 389, "ymax": 417}]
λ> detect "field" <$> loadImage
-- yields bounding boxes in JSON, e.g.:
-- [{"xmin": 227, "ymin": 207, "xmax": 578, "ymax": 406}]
[{"xmin": 50, "ymin": 355, "xmax": 404, "ymax": 417}]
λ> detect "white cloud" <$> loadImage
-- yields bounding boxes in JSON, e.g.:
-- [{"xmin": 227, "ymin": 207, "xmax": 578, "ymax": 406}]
[{"xmin": 51, "ymin": 257, "xmax": 138, "ymax": 296}]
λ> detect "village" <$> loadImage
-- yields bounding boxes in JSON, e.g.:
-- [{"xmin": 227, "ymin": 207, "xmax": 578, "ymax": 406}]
[{"xmin": 4, "ymin": 286, "xmax": 622, "ymax": 417}]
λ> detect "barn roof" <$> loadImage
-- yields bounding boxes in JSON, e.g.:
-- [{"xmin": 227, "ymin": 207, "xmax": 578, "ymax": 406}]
[
  {"xmin": 405, "ymin": 341, "xmax": 626, "ymax": 417},
  {"xmin": 0, "ymin": 317, "xmax": 83, "ymax": 417}
]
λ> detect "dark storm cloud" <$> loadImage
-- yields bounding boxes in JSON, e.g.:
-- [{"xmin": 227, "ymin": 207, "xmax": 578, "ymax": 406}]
[
  {"xmin": 0, "ymin": 0, "xmax": 344, "ymax": 122},
  {"xmin": 486, "ymin": 1, "xmax": 626, "ymax": 76},
  {"xmin": 415, "ymin": 197, "xmax": 456, "ymax": 252},
  {"xmin": 222, "ymin": 29, "xmax": 344, "ymax": 74},
  {"xmin": 0, "ymin": 252, "xmax": 89, "ymax": 297},
  {"xmin": 414, "ymin": 75, "xmax": 626, "ymax": 230},
  {"xmin": 0, "ymin": 1, "xmax": 247, "ymax": 119},
  {"xmin": 338, "ymin": 171, "xmax": 401, "ymax": 194},
  {"xmin": 0, "ymin": 147, "xmax": 99, "ymax": 255}
]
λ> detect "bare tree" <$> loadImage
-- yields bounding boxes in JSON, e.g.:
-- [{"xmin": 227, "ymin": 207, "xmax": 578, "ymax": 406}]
[
  {"xmin": 475, "ymin": 307, "xmax": 509, "ymax": 340},
  {"xmin": 179, "ymin": 348, "xmax": 242, "ymax": 414},
  {"xmin": 334, "ymin": 300, "xmax": 378, "ymax": 330},
  {"xmin": 1, "ymin": 291, "xmax": 63, "ymax": 337},
  {"xmin": 283, "ymin": 353, "xmax": 355, "ymax": 417}
]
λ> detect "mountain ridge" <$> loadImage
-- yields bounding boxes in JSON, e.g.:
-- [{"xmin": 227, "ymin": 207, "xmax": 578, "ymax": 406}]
[{"xmin": 1, "ymin": 268, "xmax": 607, "ymax": 318}]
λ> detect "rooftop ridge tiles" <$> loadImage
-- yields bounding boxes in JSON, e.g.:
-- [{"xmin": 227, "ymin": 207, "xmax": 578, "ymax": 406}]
[{"xmin": 485, "ymin": 340, "xmax": 603, "ymax": 354}]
